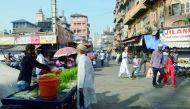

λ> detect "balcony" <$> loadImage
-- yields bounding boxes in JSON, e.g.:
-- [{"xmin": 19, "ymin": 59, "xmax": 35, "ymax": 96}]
[{"xmin": 124, "ymin": 0, "xmax": 147, "ymax": 25}]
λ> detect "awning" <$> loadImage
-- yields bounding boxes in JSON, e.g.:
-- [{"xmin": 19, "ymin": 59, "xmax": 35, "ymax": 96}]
[
  {"xmin": 144, "ymin": 34, "xmax": 160, "ymax": 49},
  {"xmin": 122, "ymin": 36, "xmax": 142, "ymax": 46},
  {"xmin": 134, "ymin": 37, "xmax": 143, "ymax": 46},
  {"xmin": 122, "ymin": 36, "xmax": 139, "ymax": 42},
  {"xmin": 162, "ymin": 41, "xmax": 190, "ymax": 48}
]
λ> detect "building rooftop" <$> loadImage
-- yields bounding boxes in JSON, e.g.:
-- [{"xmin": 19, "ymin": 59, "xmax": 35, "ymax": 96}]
[
  {"xmin": 70, "ymin": 13, "xmax": 87, "ymax": 18},
  {"xmin": 11, "ymin": 19, "xmax": 37, "ymax": 27},
  {"xmin": 11, "ymin": 19, "xmax": 30, "ymax": 23}
]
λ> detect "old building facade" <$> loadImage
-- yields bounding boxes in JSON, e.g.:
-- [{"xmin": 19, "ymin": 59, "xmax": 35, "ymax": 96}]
[{"xmin": 114, "ymin": 0, "xmax": 190, "ymax": 49}]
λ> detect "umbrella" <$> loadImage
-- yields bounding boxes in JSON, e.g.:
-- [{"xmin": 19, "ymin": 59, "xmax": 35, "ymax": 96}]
[
  {"xmin": 54, "ymin": 47, "xmax": 76, "ymax": 57},
  {"xmin": 87, "ymin": 52, "xmax": 94, "ymax": 60}
]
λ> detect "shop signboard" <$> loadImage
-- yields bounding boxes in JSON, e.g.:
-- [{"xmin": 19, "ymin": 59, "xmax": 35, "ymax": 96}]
[
  {"xmin": 31, "ymin": 36, "xmax": 40, "ymax": 44},
  {"xmin": 0, "ymin": 37, "xmax": 15, "ymax": 45},
  {"xmin": 15, "ymin": 36, "xmax": 31, "ymax": 44},
  {"xmin": 40, "ymin": 35, "xmax": 56, "ymax": 44},
  {"xmin": 160, "ymin": 27, "xmax": 190, "ymax": 42}
]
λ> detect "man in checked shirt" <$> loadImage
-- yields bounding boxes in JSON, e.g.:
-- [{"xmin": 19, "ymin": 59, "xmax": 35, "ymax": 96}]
[{"xmin": 150, "ymin": 44, "xmax": 165, "ymax": 88}]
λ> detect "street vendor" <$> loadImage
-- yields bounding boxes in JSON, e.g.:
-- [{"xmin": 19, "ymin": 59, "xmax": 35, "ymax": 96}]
[{"xmin": 17, "ymin": 44, "xmax": 50, "ymax": 91}]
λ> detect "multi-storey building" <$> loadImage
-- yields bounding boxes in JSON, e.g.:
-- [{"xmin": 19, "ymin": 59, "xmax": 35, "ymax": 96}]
[
  {"xmin": 114, "ymin": 0, "xmax": 190, "ymax": 50},
  {"xmin": 70, "ymin": 13, "xmax": 90, "ymax": 40}
]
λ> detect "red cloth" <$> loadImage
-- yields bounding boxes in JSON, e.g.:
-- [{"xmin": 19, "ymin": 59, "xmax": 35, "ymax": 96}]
[{"xmin": 162, "ymin": 57, "xmax": 176, "ymax": 88}]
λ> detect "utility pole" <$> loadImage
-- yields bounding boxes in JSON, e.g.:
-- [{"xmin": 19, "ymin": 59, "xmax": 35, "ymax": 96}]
[{"xmin": 52, "ymin": 0, "xmax": 57, "ymax": 34}]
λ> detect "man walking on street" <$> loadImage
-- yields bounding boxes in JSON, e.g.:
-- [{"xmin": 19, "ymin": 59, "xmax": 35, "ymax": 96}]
[
  {"xmin": 77, "ymin": 44, "xmax": 97, "ymax": 109},
  {"xmin": 150, "ymin": 44, "xmax": 165, "ymax": 88},
  {"xmin": 100, "ymin": 50, "xmax": 105, "ymax": 67}
]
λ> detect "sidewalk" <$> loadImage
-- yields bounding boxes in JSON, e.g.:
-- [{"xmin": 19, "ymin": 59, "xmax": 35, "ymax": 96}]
[{"xmin": 94, "ymin": 61, "xmax": 190, "ymax": 109}]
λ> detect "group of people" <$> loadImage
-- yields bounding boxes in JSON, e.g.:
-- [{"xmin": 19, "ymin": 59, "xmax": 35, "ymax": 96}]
[
  {"xmin": 16, "ymin": 44, "xmax": 97, "ymax": 109},
  {"xmin": 117, "ymin": 44, "xmax": 179, "ymax": 89},
  {"xmin": 150, "ymin": 44, "xmax": 178, "ymax": 89},
  {"xmin": 118, "ymin": 47, "xmax": 147, "ymax": 79},
  {"xmin": 94, "ymin": 50, "xmax": 110, "ymax": 67}
]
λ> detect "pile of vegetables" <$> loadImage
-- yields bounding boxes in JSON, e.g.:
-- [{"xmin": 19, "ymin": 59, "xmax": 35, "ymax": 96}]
[{"xmin": 58, "ymin": 67, "xmax": 77, "ymax": 91}]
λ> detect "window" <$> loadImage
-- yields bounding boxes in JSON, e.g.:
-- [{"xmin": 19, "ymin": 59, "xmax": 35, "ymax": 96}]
[
  {"xmin": 172, "ymin": 3, "xmax": 181, "ymax": 15},
  {"xmin": 74, "ymin": 30, "xmax": 76, "ymax": 33},
  {"xmin": 77, "ymin": 30, "xmax": 81, "ymax": 33},
  {"xmin": 83, "ymin": 29, "xmax": 86, "ymax": 33},
  {"xmin": 74, "ymin": 23, "xmax": 77, "ymax": 26},
  {"xmin": 186, "ymin": 2, "xmax": 190, "ymax": 13},
  {"xmin": 169, "ymin": 6, "xmax": 172, "ymax": 15},
  {"xmin": 181, "ymin": 3, "xmax": 185, "ymax": 14},
  {"xmin": 78, "ymin": 23, "xmax": 81, "ymax": 26}
]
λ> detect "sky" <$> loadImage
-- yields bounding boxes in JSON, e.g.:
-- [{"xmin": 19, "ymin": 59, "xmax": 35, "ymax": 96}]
[{"xmin": 0, "ymin": 0, "xmax": 116, "ymax": 36}]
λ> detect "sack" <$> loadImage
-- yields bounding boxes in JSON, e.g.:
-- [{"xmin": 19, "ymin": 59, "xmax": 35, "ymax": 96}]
[
  {"xmin": 118, "ymin": 54, "xmax": 122, "ymax": 62},
  {"xmin": 146, "ymin": 68, "xmax": 153, "ymax": 78}
]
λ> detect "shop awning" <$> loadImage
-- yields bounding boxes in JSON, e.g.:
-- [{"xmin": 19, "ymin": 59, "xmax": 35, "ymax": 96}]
[
  {"xmin": 122, "ymin": 36, "xmax": 139, "ymax": 42},
  {"xmin": 162, "ymin": 41, "xmax": 190, "ymax": 48},
  {"xmin": 122, "ymin": 36, "xmax": 142, "ymax": 46},
  {"xmin": 144, "ymin": 34, "xmax": 160, "ymax": 49}
]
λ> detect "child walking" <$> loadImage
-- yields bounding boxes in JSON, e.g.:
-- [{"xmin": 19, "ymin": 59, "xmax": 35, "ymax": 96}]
[{"xmin": 131, "ymin": 55, "xmax": 141, "ymax": 79}]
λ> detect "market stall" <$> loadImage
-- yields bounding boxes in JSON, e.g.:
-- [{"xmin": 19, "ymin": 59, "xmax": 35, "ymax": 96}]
[{"xmin": 1, "ymin": 67, "xmax": 78, "ymax": 109}]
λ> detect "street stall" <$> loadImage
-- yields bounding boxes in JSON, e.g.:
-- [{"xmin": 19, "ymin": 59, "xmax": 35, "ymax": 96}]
[
  {"xmin": 1, "ymin": 67, "xmax": 78, "ymax": 109},
  {"xmin": 1, "ymin": 46, "xmax": 78, "ymax": 109}
]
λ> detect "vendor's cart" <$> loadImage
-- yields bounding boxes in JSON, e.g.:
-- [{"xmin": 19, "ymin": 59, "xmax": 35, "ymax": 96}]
[{"xmin": 1, "ymin": 85, "xmax": 77, "ymax": 109}]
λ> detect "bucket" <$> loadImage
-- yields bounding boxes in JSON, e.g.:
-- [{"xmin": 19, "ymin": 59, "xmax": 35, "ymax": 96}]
[{"xmin": 38, "ymin": 77, "xmax": 59, "ymax": 100}]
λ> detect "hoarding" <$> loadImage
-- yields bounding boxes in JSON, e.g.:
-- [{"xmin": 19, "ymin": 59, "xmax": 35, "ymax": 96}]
[
  {"xmin": 160, "ymin": 27, "xmax": 190, "ymax": 42},
  {"xmin": 0, "ymin": 37, "xmax": 15, "ymax": 45}
]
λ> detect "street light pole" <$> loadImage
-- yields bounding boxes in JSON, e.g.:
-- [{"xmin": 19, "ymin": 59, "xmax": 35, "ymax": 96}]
[{"xmin": 52, "ymin": 0, "xmax": 57, "ymax": 34}]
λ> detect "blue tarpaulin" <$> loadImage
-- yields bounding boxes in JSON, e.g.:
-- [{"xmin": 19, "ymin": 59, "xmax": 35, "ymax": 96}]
[{"xmin": 144, "ymin": 34, "xmax": 161, "ymax": 50}]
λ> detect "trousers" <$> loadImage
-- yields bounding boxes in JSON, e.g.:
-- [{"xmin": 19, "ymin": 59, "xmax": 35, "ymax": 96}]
[{"xmin": 152, "ymin": 68, "xmax": 164, "ymax": 85}]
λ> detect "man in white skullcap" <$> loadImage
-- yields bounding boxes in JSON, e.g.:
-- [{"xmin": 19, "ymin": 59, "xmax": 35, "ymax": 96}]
[
  {"xmin": 76, "ymin": 44, "xmax": 97, "ymax": 109},
  {"xmin": 150, "ymin": 43, "xmax": 165, "ymax": 88}
]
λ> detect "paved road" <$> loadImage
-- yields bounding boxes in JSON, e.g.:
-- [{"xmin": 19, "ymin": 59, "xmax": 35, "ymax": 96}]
[{"xmin": 94, "ymin": 61, "xmax": 190, "ymax": 109}]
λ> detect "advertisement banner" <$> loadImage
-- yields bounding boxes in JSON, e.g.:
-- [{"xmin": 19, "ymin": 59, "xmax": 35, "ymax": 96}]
[
  {"xmin": 160, "ymin": 27, "xmax": 190, "ymax": 42},
  {"xmin": 0, "ymin": 37, "xmax": 15, "ymax": 45},
  {"xmin": 15, "ymin": 36, "xmax": 31, "ymax": 44},
  {"xmin": 31, "ymin": 36, "xmax": 40, "ymax": 44},
  {"xmin": 40, "ymin": 36, "xmax": 56, "ymax": 44}
]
